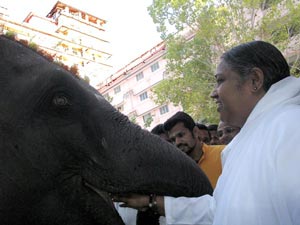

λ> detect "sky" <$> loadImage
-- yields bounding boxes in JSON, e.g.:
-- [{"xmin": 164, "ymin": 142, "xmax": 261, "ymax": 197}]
[{"xmin": 1, "ymin": 0, "xmax": 162, "ymax": 76}]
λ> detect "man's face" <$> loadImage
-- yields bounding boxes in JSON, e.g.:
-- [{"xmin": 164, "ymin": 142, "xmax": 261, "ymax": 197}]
[
  {"xmin": 211, "ymin": 60, "xmax": 254, "ymax": 128},
  {"xmin": 217, "ymin": 121, "xmax": 240, "ymax": 145},
  {"xmin": 168, "ymin": 122, "xmax": 197, "ymax": 155},
  {"xmin": 209, "ymin": 130, "xmax": 220, "ymax": 145},
  {"xmin": 198, "ymin": 129, "xmax": 211, "ymax": 145}
]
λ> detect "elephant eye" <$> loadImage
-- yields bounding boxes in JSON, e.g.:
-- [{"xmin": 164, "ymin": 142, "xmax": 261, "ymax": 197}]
[{"xmin": 52, "ymin": 94, "xmax": 70, "ymax": 107}]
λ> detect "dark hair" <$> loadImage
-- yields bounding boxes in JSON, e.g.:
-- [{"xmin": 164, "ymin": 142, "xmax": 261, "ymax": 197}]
[
  {"xmin": 207, "ymin": 124, "xmax": 218, "ymax": 131},
  {"xmin": 151, "ymin": 124, "xmax": 166, "ymax": 135},
  {"xmin": 164, "ymin": 111, "xmax": 195, "ymax": 132},
  {"xmin": 221, "ymin": 40, "xmax": 290, "ymax": 92},
  {"xmin": 197, "ymin": 123, "xmax": 211, "ymax": 139},
  {"xmin": 196, "ymin": 123, "xmax": 208, "ymax": 131}
]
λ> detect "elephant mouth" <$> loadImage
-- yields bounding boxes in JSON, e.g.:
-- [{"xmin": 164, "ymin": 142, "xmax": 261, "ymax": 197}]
[
  {"xmin": 84, "ymin": 181, "xmax": 113, "ymax": 206},
  {"xmin": 84, "ymin": 181, "xmax": 125, "ymax": 225}
]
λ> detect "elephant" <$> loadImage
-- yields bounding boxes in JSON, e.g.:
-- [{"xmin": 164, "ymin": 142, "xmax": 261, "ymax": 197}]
[{"xmin": 0, "ymin": 35, "xmax": 213, "ymax": 225}]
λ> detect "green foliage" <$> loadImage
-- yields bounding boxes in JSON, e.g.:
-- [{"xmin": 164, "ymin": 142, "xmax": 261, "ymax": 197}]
[
  {"xmin": 83, "ymin": 75, "xmax": 90, "ymax": 84},
  {"xmin": 103, "ymin": 94, "xmax": 113, "ymax": 103},
  {"xmin": 28, "ymin": 42, "xmax": 38, "ymax": 50},
  {"xmin": 291, "ymin": 60, "xmax": 300, "ymax": 78},
  {"xmin": 130, "ymin": 115, "xmax": 137, "ymax": 124},
  {"xmin": 260, "ymin": 0, "xmax": 300, "ymax": 48},
  {"xmin": 4, "ymin": 31, "xmax": 17, "ymax": 39},
  {"xmin": 149, "ymin": 0, "xmax": 300, "ymax": 123},
  {"xmin": 144, "ymin": 115, "xmax": 154, "ymax": 128}
]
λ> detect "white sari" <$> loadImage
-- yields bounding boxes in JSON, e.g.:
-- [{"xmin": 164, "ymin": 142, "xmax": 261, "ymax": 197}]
[{"xmin": 165, "ymin": 76, "xmax": 300, "ymax": 225}]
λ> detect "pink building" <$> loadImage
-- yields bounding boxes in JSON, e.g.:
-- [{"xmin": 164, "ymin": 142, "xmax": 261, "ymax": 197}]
[{"xmin": 98, "ymin": 41, "xmax": 182, "ymax": 131}]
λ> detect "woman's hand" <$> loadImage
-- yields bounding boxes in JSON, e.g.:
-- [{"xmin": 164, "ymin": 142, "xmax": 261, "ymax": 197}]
[{"xmin": 112, "ymin": 193, "xmax": 165, "ymax": 216}]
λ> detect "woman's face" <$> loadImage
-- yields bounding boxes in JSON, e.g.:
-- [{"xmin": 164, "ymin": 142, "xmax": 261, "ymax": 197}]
[{"xmin": 211, "ymin": 60, "xmax": 257, "ymax": 128}]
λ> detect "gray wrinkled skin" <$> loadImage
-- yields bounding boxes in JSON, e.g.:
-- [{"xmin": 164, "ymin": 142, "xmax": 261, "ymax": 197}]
[{"xmin": 0, "ymin": 36, "xmax": 213, "ymax": 225}]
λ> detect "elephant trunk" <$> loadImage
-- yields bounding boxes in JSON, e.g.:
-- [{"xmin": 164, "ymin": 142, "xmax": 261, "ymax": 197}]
[{"xmin": 89, "ymin": 98, "xmax": 213, "ymax": 197}]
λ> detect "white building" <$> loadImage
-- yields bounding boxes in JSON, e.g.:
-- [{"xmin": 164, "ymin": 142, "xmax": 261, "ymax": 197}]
[{"xmin": 0, "ymin": 1, "xmax": 112, "ymax": 87}]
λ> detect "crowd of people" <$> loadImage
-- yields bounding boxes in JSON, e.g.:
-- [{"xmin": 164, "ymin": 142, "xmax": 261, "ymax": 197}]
[
  {"xmin": 115, "ymin": 110, "xmax": 227, "ymax": 225},
  {"xmin": 113, "ymin": 40, "xmax": 300, "ymax": 225}
]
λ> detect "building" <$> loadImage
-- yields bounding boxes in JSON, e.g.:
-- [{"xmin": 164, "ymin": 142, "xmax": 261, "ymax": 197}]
[
  {"xmin": 98, "ymin": 41, "xmax": 182, "ymax": 131},
  {"xmin": 0, "ymin": 5, "xmax": 9, "ymax": 20},
  {"xmin": 97, "ymin": 1, "xmax": 300, "ymax": 131},
  {"xmin": 0, "ymin": 1, "xmax": 112, "ymax": 87}
]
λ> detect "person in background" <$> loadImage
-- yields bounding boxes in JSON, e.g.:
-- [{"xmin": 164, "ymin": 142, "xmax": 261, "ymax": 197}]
[
  {"xmin": 113, "ymin": 40, "xmax": 300, "ymax": 225},
  {"xmin": 150, "ymin": 123, "xmax": 170, "ymax": 142},
  {"xmin": 195, "ymin": 123, "xmax": 211, "ymax": 144},
  {"xmin": 207, "ymin": 124, "xmax": 220, "ymax": 145},
  {"xmin": 113, "ymin": 111, "xmax": 224, "ymax": 221},
  {"xmin": 164, "ymin": 111, "xmax": 224, "ymax": 189},
  {"xmin": 217, "ymin": 121, "xmax": 240, "ymax": 144}
]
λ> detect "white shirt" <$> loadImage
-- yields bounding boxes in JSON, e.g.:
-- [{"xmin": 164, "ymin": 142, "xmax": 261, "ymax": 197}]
[
  {"xmin": 114, "ymin": 203, "xmax": 138, "ymax": 225},
  {"xmin": 164, "ymin": 76, "xmax": 300, "ymax": 225}
]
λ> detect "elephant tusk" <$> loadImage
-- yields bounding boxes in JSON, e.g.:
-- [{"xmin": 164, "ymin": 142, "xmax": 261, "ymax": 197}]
[{"xmin": 84, "ymin": 181, "xmax": 114, "ymax": 206}]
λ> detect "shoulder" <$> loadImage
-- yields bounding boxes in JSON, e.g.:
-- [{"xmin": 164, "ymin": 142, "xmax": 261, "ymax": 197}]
[
  {"xmin": 202, "ymin": 144, "xmax": 225, "ymax": 158},
  {"xmin": 268, "ymin": 104, "xmax": 300, "ymax": 131},
  {"xmin": 203, "ymin": 143, "xmax": 225, "ymax": 152}
]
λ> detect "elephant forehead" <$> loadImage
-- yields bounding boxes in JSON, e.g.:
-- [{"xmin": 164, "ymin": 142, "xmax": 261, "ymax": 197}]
[
  {"xmin": 95, "ymin": 94, "xmax": 105, "ymax": 100},
  {"xmin": 0, "ymin": 35, "xmax": 213, "ymax": 225}
]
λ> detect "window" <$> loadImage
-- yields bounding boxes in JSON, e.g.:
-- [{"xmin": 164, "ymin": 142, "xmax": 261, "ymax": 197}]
[
  {"xmin": 123, "ymin": 92, "xmax": 129, "ymax": 99},
  {"xmin": 136, "ymin": 72, "xmax": 144, "ymax": 81},
  {"xmin": 159, "ymin": 105, "xmax": 169, "ymax": 115},
  {"xmin": 139, "ymin": 92, "xmax": 148, "ymax": 101},
  {"xmin": 151, "ymin": 62, "xmax": 159, "ymax": 72},
  {"xmin": 72, "ymin": 48, "xmax": 78, "ymax": 55},
  {"xmin": 114, "ymin": 85, "xmax": 121, "ymax": 94}
]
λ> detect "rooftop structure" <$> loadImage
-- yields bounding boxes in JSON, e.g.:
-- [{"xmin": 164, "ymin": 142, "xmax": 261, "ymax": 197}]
[{"xmin": 0, "ymin": 1, "xmax": 112, "ymax": 87}]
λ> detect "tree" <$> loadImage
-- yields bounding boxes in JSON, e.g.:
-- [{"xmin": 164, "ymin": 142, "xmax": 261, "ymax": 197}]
[
  {"xmin": 83, "ymin": 75, "xmax": 90, "ymax": 84},
  {"xmin": 143, "ymin": 114, "xmax": 154, "ymax": 128},
  {"xmin": 148, "ymin": 0, "xmax": 300, "ymax": 122},
  {"xmin": 4, "ymin": 31, "xmax": 17, "ymax": 40},
  {"xmin": 130, "ymin": 115, "xmax": 137, "ymax": 124}
]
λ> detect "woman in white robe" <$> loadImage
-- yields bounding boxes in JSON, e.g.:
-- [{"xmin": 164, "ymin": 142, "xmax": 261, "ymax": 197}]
[{"xmin": 113, "ymin": 41, "xmax": 300, "ymax": 225}]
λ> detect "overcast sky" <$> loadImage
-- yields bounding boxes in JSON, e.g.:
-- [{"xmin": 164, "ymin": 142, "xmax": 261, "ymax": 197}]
[{"xmin": 2, "ymin": 0, "xmax": 162, "ymax": 75}]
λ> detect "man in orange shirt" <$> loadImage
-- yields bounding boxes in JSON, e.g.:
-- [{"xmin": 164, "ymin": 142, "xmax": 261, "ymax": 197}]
[
  {"xmin": 112, "ymin": 111, "xmax": 224, "ymax": 222},
  {"xmin": 164, "ymin": 111, "xmax": 224, "ymax": 188}
]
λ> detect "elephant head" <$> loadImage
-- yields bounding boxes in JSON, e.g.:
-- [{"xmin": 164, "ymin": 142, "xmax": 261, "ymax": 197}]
[{"xmin": 0, "ymin": 36, "xmax": 212, "ymax": 225}]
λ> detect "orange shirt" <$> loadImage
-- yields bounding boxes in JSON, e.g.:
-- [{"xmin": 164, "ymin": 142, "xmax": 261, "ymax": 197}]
[{"xmin": 198, "ymin": 143, "xmax": 224, "ymax": 189}]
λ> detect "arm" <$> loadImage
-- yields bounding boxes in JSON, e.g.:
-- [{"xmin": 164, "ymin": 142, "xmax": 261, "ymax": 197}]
[
  {"xmin": 164, "ymin": 195, "xmax": 215, "ymax": 225},
  {"xmin": 112, "ymin": 194, "xmax": 165, "ymax": 216},
  {"xmin": 113, "ymin": 194, "xmax": 216, "ymax": 225}
]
